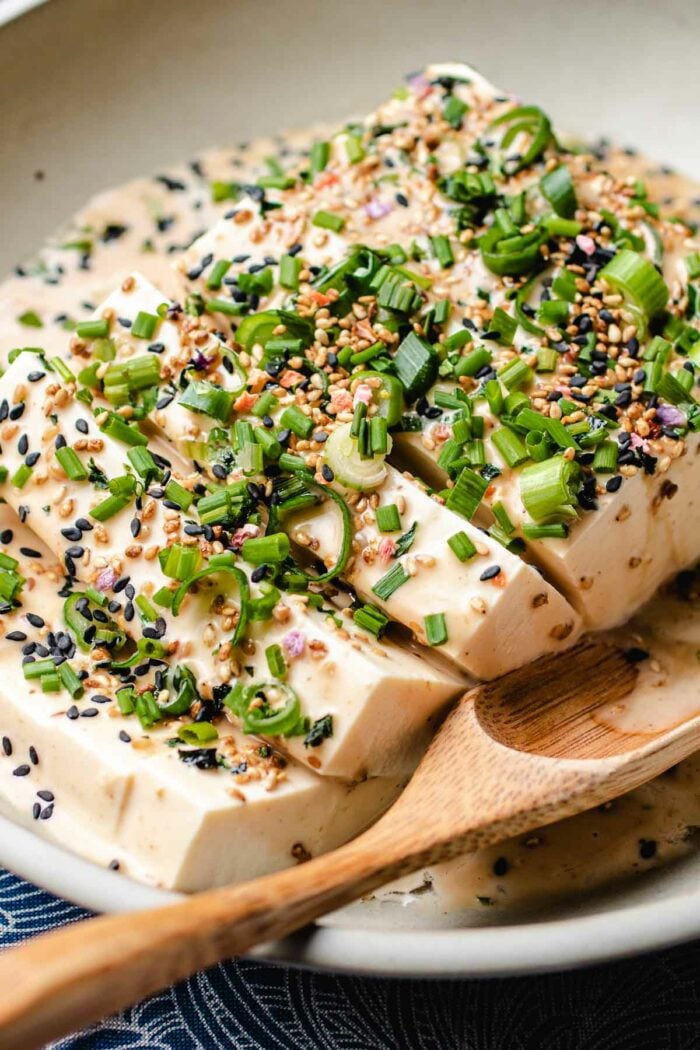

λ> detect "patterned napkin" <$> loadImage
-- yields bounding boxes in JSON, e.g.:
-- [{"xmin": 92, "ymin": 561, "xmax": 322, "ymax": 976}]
[{"xmin": 1, "ymin": 867, "xmax": 699, "ymax": 1049}]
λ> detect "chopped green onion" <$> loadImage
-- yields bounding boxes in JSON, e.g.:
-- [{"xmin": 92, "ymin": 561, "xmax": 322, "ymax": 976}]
[
  {"xmin": 206, "ymin": 259, "xmax": 232, "ymax": 291},
  {"xmin": 600, "ymin": 249, "xmax": 669, "ymax": 321},
  {"xmin": 498, "ymin": 357, "xmax": 533, "ymax": 391},
  {"xmin": 265, "ymin": 643, "xmax": 287, "ymax": 680},
  {"xmin": 491, "ymin": 427, "xmax": 529, "ymax": 467},
  {"xmin": 424, "ymin": 612, "xmax": 448, "ymax": 647},
  {"xmin": 443, "ymin": 95, "xmax": 469, "ymax": 129},
  {"xmin": 540, "ymin": 165, "xmax": 578, "ymax": 219},
  {"xmin": 55, "ymin": 446, "xmax": 87, "ymax": 481},
  {"xmin": 353, "ymin": 602, "xmax": 389, "ymax": 637},
  {"xmin": 309, "ymin": 140, "xmax": 330, "ymax": 177},
  {"xmin": 159, "ymin": 544, "xmax": 202, "ymax": 581},
  {"xmin": 522, "ymin": 521, "xmax": 569, "ymax": 540},
  {"xmin": 375, "ymin": 504, "xmax": 401, "ymax": 533},
  {"xmin": 76, "ymin": 318, "xmax": 109, "ymax": 339},
  {"xmin": 131, "ymin": 311, "xmax": 159, "ymax": 340},
  {"xmin": 394, "ymin": 331, "xmax": 438, "ymax": 401},
  {"xmin": 99, "ymin": 412, "xmax": 148, "ymax": 447},
  {"xmin": 180, "ymin": 380, "xmax": 234, "ymax": 422},
  {"xmin": 57, "ymin": 662, "xmax": 84, "ymax": 699},
  {"xmin": 372, "ymin": 562, "xmax": 409, "ymax": 601},
  {"xmin": 11, "ymin": 464, "xmax": 33, "ymax": 489},
  {"xmin": 343, "ymin": 133, "xmax": 365, "ymax": 164},
  {"xmin": 592, "ymin": 440, "xmax": 619, "ymax": 473},
  {"xmin": 23, "ymin": 658, "xmax": 58, "ymax": 680},
  {"xmin": 280, "ymin": 404, "xmax": 313, "ymax": 438},
  {"xmin": 445, "ymin": 468, "xmax": 488, "ymax": 520},
  {"xmin": 126, "ymin": 446, "xmax": 158, "ymax": 481},
  {"xmin": 447, "ymin": 530, "xmax": 477, "ymax": 561},
  {"xmin": 685, "ymin": 253, "xmax": 700, "ymax": 281},
  {"xmin": 279, "ymin": 253, "xmax": 302, "ymax": 290},
  {"xmin": 242, "ymin": 533, "xmax": 290, "ymax": 565},
  {"xmin": 164, "ymin": 479, "xmax": 193, "ymax": 510},
  {"xmin": 312, "ymin": 210, "xmax": 345, "ymax": 233},
  {"xmin": 430, "ymin": 235, "xmax": 454, "ymax": 269},
  {"xmin": 520, "ymin": 456, "xmax": 580, "ymax": 522},
  {"xmin": 178, "ymin": 722, "xmax": 218, "ymax": 746},
  {"xmin": 455, "ymin": 346, "xmax": 492, "ymax": 378},
  {"xmin": 490, "ymin": 308, "xmax": 517, "ymax": 346}
]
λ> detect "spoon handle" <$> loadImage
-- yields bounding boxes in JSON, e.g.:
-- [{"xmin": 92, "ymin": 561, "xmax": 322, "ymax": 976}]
[{"xmin": 0, "ymin": 826, "xmax": 428, "ymax": 1050}]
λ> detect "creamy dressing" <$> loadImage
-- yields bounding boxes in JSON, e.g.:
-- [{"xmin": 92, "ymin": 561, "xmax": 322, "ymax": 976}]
[{"xmin": 1, "ymin": 118, "xmax": 700, "ymax": 910}]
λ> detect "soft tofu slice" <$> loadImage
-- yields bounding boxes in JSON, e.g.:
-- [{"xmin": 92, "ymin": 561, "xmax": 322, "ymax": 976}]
[
  {"xmin": 288, "ymin": 465, "xmax": 580, "ymax": 679},
  {"xmin": 394, "ymin": 409, "xmax": 700, "ymax": 631},
  {"xmin": 0, "ymin": 512, "xmax": 400, "ymax": 890},
  {"xmin": 0, "ymin": 354, "xmax": 462, "ymax": 779},
  {"xmin": 72, "ymin": 274, "xmax": 580, "ymax": 679}
]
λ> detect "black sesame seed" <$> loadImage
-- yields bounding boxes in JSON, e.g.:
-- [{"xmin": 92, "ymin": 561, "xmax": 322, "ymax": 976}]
[
  {"xmin": 639, "ymin": 839, "xmax": 657, "ymax": 860},
  {"xmin": 13, "ymin": 765, "xmax": 30, "ymax": 777},
  {"xmin": 321, "ymin": 464, "xmax": 334, "ymax": 482},
  {"xmin": 32, "ymin": 802, "xmax": 41, "ymax": 820},
  {"xmin": 492, "ymin": 857, "xmax": 509, "ymax": 877},
  {"xmin": 119, "ymin": 730, "xmax": 131, "ymax": 743},
  {"xmin": 39, "ymin": 804, "xmax": 54, "ymax": 820},
  {"xmin": 0, "ymin": 529, "xmax": 13, "ymax": 545},
  {"xmin": 7, "ymin": 631, "xmax": 27, "ymax": 642},
  {"xmin": 17, "ymin": 434, "xmax": 28, "ymax": 455},
  {"xmin": 81, "ymin": 708, "xmax": 98, "ymax": 718},
  {"xmin": 20, "ymin": 547, "xmax": 41, "ymax": 558},
  {"xmin": 109, "ymin": 859, "xmax": 120, "ymax": 870},
  {"xmin": 28, "ymin": 746, "xmax": 38, "ymax": 765},
  {"xmin": 66, "ymin": 706, "xmax": 79, "ymax": 720},
  {"xmin": 624, "ymin": 647, "xmax": 649, "ymax": 664},
  {"xmin": 37, "ymin": 789, "xmax": 54, "ymax": 802},
  {"xmin": 479, "ymin": 565, "xmax": 501, "ymax": 582},
  {"xmin": 2, "ymin": 737, "xmax": 12, "ymax": 756},
  {"xmin": 26, "ymin": 613, "xmax": 45, "ymax": 629}
]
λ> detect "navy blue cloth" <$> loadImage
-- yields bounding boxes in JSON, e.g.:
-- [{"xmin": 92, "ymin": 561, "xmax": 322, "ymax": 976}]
[{"xmin": 1, "ymin": 868, "xmax": 700, "ymax": 1048}]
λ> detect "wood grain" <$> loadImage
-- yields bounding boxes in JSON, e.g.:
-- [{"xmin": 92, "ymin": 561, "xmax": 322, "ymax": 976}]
[{"xmin": 2, "ymin": 639, "xmax": 700, "ymax": 1049}]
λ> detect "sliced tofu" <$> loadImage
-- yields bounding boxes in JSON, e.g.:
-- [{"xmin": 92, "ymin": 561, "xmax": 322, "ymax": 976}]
[
  {"xmin": 0, "ymin": 513, "xmax": 400, "ymax": 890},
  {"xmin": 71, "ymin": 274, "xmax": 581, "ymax": 679},
  {"xmin": 287, "ymin": 465, "xmax": 580, "ymax": 679},
  {"xmin": 0, "ymin": 354, "xmax": 462, "ymax": 779},
  {"xmin": 394, "ymin": 408, "xmax": 700, "ymax": 631}
]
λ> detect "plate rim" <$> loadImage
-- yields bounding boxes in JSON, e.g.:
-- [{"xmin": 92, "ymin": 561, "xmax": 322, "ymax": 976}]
[{"xmin": 2, "ymin": 810, "xmax": 700, "ymax": 977}]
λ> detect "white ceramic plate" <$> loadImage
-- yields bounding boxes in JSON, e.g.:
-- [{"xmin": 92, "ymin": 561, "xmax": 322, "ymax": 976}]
[{"xmin": 1, "ymin": 0, "xmax": 700, "ymax": 977}]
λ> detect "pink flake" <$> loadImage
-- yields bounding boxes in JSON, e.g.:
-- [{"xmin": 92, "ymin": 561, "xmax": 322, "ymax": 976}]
[
  {"xmin": 282, "ymin": 630, "xmax": 306, "ymax": 658},
  {"xmin": 576, "ymin": 234, "xmax": 596, "ymax": 257},
  {"xmin": 329, "ymin": 390, "xmax": 353, "ymax": 414},
  {"xmin": 408, "ymin": 74, "xmax": 432, "ymax": 99},
  {"xmin": 231, "ymin": 523, "xmax": 259, "ymax": 549},
  {"xmin": 656, "ymin": 403, "xmax": 687, "ymax": 427},
  {"xmin": 378, "ymin": 538, "xmax": 397, "ymax": 563},
  {"xmin": 353, "ymin": 384, "xmax": 373, "ymax": 407},
  {"xmin": 629, "ymin": 432, "xmax": 649, "ymax": 451},
  {"xmin": 364, "ymin": 197, "xmax": 393, "ymax": 220},
  {"xmin": 95, "ymin": 566, "xmax": 117, "ymax": 591}
]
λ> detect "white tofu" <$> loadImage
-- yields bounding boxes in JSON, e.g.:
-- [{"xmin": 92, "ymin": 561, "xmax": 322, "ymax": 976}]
[
  {"xmin": 395, "ymin": 416, "xmax": 700, "ymax": 631},
  {"xmin": 0, "ymin": 354, "xmax": 462, "ymax": 779},
  {"xmin": 0, "ymin": 511, "xmax": 400, "ymax": 891},
  {"xmin": 287, "ymin": 465, "xmax": 580, "ymax": 679}
]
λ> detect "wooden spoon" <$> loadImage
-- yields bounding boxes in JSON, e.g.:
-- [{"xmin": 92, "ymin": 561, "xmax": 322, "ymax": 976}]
[{"xmin": 1, "ymin": 637, "xmax": 698, "ymax": 1049}]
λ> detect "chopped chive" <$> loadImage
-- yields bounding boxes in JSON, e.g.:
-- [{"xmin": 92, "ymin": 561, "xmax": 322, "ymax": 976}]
[
  {"xmin": 89, "ymin": 493, "xmax": 132, "ymax": 522},
  {"xmin": 536, "ymin": 346, "xmax": 559, "ymax": 372},
  {"xmin": 430, "ymin": 235, "xmax": 454, "ymax": 269},
  {"xmin": 522, "ymin": 521, "xmax": 569, "ymax": 540},
  {"xmin": 442, "ymin": 328, "xmax": 472, "ymax": 352},
  {"xmin": 446, "ymin": 468, "xmax": 488, "ymax": 520},
  {"xmin": 180, "ymin": 380, "xmax": 234, "ymax": 422},
  {"xmin": 23, "ymin": 658, "xmax": 57, "ymax": 680},
  {"xmin": 99, "ymin": 412, "xmax": 148, "ymax": 447},
  {"xmin": 592, "ymin": 440, "xmax": 619, "ymax": 473},
  {"xmin": 205, "ymin": 298, "xmax": 246, "ymax": 317},
  {"xmin": 257, "ymin": 174, "xmax": 296, "ymax": 190},
  {"xmin": 75, "ymin": 319, "xmax": 109, "ymax": 339},
  {"xmin": 309, "ymin": 140, "xmax": 330, "ymax": 177},
  {"xmin": 491, "ymin": 501, "xmax": 515, "ymax": 536},
  {"xmin": 447, "ymin": 530, "xmax": 477, "ymax": 562},
  {"xmin": 394, "ymin": 331, "xmax": 439, "ymax": 401},
  {"xmin": 206, "ymin": 259, "xmax": 232, "ymax": 291},
  {"xmin": 312, "ymin": 210, "xmax": 346, "ymax": 233},
  {"xmin": 484, "ymin": 379, "xmax": 504, "ymax": 416},
  {"xmin": 57, "ymin": 662, "xmax": 84, "ymax": 699},
  {"xmin": 443, "ymin": 95, "xmax": 469, "ymax": 129},
  {"xmin": 376, "ymin": 504, "xmax": 401, "ymax": 533},
  {"xmin": 241, "ymin": 532, "xmax": 290, "ymax": 565},
  {"xmin": 165, "ymin": 478, "xmax": 193, "ymax": 510},
  {"xmin": 18, "ymin": 310, "xmax": 43, "ymax": 328},
  {"xmin": 454, "ymin": 346, "xmax": 493, "ymax": 379},
  {"xmin": 490, "ymin": 308, "xmax": 517, "ymax": 346},
  {"xmin": 344, "ymin": 133, "xmax": 365, "ymax": 164},
  {"xmin": 498, "ymin": 357, "xmax": 533, "ymax": 391},
  {"xmin": 424, "ymin": 612, "xmax": 448, "ymax": 647},
  {"xmin": 279, "ymin": 404, "xmax": 313, "ymax": 438},
  {"xmin": 520, "ymin": 456, "xmax": 580, "ymax": 522},
  {"xmin": 279, "ymin": 253, "xmax": 302, "ymax": 290},
  {"xmin": 131, "ymin": 311, "xmax": 159, "ymax": 340},
  {"xmin": 370, "ymin": 416, "xmax": 388, "ymax": 455},
  {"xmin": 11, "ymin": 464, "xmax": 33, "ymax": 489},
  {"xmin": 372, "ymin": 562, "xmax": 409, "ymax": 601},
  {"xmin": 491, "ymin": 426, "xmax": 528, "ymax": 468},
  {"xmin": 251, "ymin": 390, "xmax": 278, "ymax": 418},
  {"xmin": 126, "ymin": 446, "xmax": 158, "ymax": 481},
  {"xmin": 178, "ymin": 722, "xmax": 218, "ymax": 745},
  {"xmin": 353, "ymin": 602, "xmax": 389, "ymax": 637},
  {"xmin": 210, "ymin": 180, "xmax": 240, "ymax": 202},
  {"xmin": 685, "ymin": 253, "xmax": 700, "ymax": 281},
  {"xmin": 265, "ymin": 643, "xmax": 287, "ymax": 680},
  {"xmin": 55, "ymin": 446, "xmax": 87, "ymax": 481}
]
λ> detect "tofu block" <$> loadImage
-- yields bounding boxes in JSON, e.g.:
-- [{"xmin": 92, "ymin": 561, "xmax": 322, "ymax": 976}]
[
  {"xmin": 0, "ymin": 512, "xmax": 400, "ymax": 890},
  {"xmin": 0, "ymin": 354, "xmax": 462, "ymax": 779},
  {"xmin": 287, "ymin": 465, "xmax": 580, "ymax": 679}
]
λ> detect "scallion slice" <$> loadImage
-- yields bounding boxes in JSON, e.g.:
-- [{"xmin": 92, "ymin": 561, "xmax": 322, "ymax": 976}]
[
  {"xmin": 312, "ymin": 210, "xmax": 345, "ymax": 233},
  {"xmin": 447, "ymin": 530, "xmax": 477, "ymax": 562},
  {"xmin": 520, "ymin": 456, "xmax": 580, "ymax": 522},
  {"xmin": 375, "ymin": 504, "xmax": 401, "ymax": 533},
  {"xmin": 394, "ymin": 332, "xmax": 438, "ymax": 401},
  {"xmin": 241, "ymin": 533, "xmax": 290, "ymax": 566},
  {"xmin": 55, "ymin": 446, "xmax": 87, "ymax": 481},
  {"xmin": 600, "ymin": 249, "xmax": 669, "ymax": 321},
  {"xmin": 424, "ymin": 612, "xmax": 448, "ymax": 647},
  {"xmin": 539, "ymin": 165, "xmax": 577, "ymax": 219},
  {"xmin": 445, "ymin": 468, "xmax": 488, "ymax": 520},
  {"xmin": 353, "ymin": 602, "xmax": 389, "ymax": 637},
  {"xmin": 372, "ymin": 562, "xmax": 409, "ymax": 602}
]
